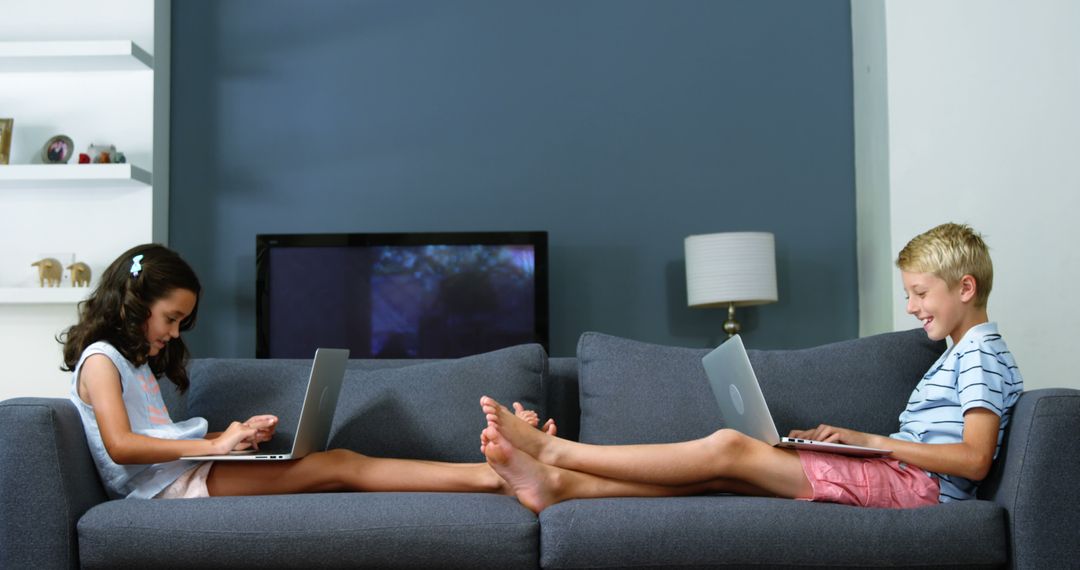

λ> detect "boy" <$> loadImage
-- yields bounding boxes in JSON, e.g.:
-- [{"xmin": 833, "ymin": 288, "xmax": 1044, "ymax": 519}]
[{"xmin": 478, "ymin": 222, "xmax": 1023, "ymax": 512}]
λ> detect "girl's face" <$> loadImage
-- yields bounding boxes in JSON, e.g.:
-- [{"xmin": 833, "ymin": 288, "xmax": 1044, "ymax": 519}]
[{"xmin": 144, "ymin": 288, "xmax": 197, "ymax": 356}]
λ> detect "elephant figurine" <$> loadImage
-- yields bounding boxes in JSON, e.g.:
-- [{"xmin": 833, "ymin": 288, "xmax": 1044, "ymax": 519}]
[
  {"xmin": 31, "ymin": 258, "xmax": 62, "ymax": 288},
  {"xmin": 67, "ymin": 261, "xmax": 92, "ymax": 287}
]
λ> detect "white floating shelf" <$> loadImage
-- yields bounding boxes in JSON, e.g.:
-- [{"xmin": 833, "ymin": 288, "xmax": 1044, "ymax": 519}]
[
  {"xmin": 0, "ymin": 41, "xmax": 153, "ymax": 72},
  {"xmin": 0, "ymin": 287, "xmax": 89, "ymax": 305},
  {"xmin": 0, "ymin": 164, "xmax": 152, "ymax": 189}
]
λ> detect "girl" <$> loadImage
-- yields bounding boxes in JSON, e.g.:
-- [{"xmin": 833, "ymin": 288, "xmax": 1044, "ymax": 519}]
[{"xmin": 61, "ymin": 243, "xmax": 553, "ymax": 500}]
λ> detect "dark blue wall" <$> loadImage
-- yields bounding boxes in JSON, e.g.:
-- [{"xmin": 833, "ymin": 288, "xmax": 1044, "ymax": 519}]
[{"xmin": 170, "ymin": 0, "xmax": 856, "ymax": 358}]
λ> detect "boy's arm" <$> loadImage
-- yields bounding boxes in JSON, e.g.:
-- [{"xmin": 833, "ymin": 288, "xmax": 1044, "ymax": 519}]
[
  {"xmin": 81, "ymin": 354, "xmax": 259, "ymax": 463},
  {"xmin": 790, "ymin": 408, "xmax": 1000, "ymax": 481}
]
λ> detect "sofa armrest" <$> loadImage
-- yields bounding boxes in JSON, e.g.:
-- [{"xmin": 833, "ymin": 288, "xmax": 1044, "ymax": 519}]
[
  {"xmin": 978, "ymin": 388, "xmax": 1080, "ymax": 569},
  {"xmin": 0, "ymin": 397, "xmax": 109, "ymax": 569}
]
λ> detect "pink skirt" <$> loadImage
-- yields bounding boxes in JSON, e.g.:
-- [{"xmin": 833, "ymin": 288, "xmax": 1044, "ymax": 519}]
[
  {"xmin": 797, "ymin": 450, "xmax": 939, "ymax": 509},
  {"xmin": 155, "ymin": 461, "xmax": 214, "ymax": 499}
]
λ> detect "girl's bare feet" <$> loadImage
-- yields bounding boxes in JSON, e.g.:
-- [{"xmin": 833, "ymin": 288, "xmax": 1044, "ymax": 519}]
[
  {"xmin": 511, "ymin": 402, "xmax": 558, "ymax": 437},
  {"xmin": 482, "ymin": 425, "xmax": 561, "ymax": 514}
]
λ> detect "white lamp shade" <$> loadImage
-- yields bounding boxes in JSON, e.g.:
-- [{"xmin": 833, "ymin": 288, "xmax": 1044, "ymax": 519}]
[{"xmin": 685, "ymin": 232, "xmax": 778, "ymax": 308}]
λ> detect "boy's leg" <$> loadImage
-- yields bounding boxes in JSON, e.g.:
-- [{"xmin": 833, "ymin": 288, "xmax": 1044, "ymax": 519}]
[
  {"xmin": 482, "ymin": 425, "xmax": 776, "ymax": 513},
  {"xmin": 482, "ymin": 396, "xmax": 812, "ymax": 498},
  {"xmin": 206, "ymin": 449, "xmax": 508, "ymax": 496}
]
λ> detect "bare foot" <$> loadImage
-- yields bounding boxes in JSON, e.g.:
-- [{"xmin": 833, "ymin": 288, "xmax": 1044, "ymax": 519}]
[
  {"xmin": 480, "ymin": 425, "xmax": 495, "ymax": 455},
  {"xmin": 480, "ymin": 396, "xmax": 558, "ymax": 462},
  {"xmin": 482, "ymin": 425, "xmax": 561, "ymax": 514}
]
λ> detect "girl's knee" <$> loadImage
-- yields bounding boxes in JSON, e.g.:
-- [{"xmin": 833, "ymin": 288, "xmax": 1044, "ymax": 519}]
[
  {"xmin": 323, "ymin": 448, "xmax": 365, "ymax": 462},
  {"xmin": 306, "ymin": 448, "xmax": 367, "ymax": 469},
  {"xmin": 301, "ymin": 449, "xmax": 368, "ymax": 491}
]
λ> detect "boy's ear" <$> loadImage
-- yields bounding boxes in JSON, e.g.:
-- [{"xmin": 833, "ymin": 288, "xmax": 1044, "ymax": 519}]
[{"xmin": 958, "ymin": 274, "xmax": 978, "ymax": 303}]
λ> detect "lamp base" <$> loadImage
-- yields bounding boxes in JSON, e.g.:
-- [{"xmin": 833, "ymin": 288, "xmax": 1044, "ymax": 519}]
[{"xmin": 723, "ymin": 303, "xmax": 741, "ymax": 338}]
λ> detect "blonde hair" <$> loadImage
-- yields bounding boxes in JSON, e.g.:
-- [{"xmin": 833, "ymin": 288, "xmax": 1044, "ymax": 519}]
[{"xmin": 896, "ymin": 222, "xmax": 993, "ymax": 307}]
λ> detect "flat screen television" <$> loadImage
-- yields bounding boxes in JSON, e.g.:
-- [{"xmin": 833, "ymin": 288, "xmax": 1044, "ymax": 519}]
[{"xmin": 255, "ymin": 232, "xmax": 548, "ymax": 359}]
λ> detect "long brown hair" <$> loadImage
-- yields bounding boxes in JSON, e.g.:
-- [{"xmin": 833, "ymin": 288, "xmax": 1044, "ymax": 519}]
[{"xmin": 60, "ymin": 244, "xmax": 202, "ymax": 392}]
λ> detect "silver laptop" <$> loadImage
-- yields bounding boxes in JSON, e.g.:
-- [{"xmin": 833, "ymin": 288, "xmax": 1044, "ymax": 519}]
[
  {"xmin": 183, "ymin": 348, "xmax": 350, "ymax": 461},
  {"xmin": 701, "ymin": 335, "xmax": 891, "ymax": 457}
]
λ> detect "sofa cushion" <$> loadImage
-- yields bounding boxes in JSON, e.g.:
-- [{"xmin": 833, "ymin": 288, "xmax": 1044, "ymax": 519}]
[
  {"xmin": 747, "ymin": 328, "xmax": 946, "ymax": 437},
  {"xmin": 538, "ymin": 496, "xmax": 1006, "ymax": 568},
  {"xmin": 577, "ymin": 329, "xmax": 945, "ymax": 445},
  {"xmin": 546, "ymin": 357, "xmax": 580, "ymax": 442},
  {"xmin": 330, "ymin": 344, "xmax": 547, "ymax": 462},
  {"xmin": 186, "ymin": 344, "xmax": 546, "ymax": 463},
  {"xmin": 576, "ymin": 332, "xmax": 718, "ymax": 445},
  {"xmin": 78, "ymin": 493, "xmax": 537, "ymax": 569}
]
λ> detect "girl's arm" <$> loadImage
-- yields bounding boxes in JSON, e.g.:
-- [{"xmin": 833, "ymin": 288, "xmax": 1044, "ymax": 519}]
[
  {"xmin": 80, "ymin": 354, "xmax": 258, "ymax": 464},
  {"xmin": 205, "ymin": 415, "xmax": 277, "ymax": 445},
  {"xmin": 789, "ymin": 408, "xmax": 1001, "ymax": 481}
]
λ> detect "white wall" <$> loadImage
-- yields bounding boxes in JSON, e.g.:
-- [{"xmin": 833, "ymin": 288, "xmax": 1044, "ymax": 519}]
[
  {"xmin": 0, "ymin": 0, "xmax": 166, "ymax": 401},
  {"xmin": 855, "ymin": 0, "xmax": 1080, "ymax": 391},
  {"xmin": 852, "ymin": 0, "xmax": 893, "ymax": 338}
]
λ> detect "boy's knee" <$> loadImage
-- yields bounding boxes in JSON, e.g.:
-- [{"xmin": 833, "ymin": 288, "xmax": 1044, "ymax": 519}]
[{"xmin": 705, "ymin": 429, "xmax": 748, "ymax": 460}]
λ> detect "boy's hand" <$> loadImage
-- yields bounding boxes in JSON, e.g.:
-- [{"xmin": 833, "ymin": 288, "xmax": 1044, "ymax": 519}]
[
  {"xmin": 512, "ymin": 402, "xmax": 558, "ymax": 436},
  {"xmin": 788, "ymin": 424, "xmax": 872, "ymax": 448}
]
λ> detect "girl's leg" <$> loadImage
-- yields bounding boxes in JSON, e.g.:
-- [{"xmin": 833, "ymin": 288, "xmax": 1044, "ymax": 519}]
[
  {"xmin": 481, "ymin": 425, "xmax": 778, "ymax": 514},
  {"xmin": 206, "ymin": 449, "xmax": 508, "ymax": 496},
  {"xmin": 482, "ymin": 397, "xmax": 812, "ymax": 499}
]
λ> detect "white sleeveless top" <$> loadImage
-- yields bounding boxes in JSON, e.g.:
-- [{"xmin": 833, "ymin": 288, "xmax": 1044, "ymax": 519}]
[{"xmin": 70, "ymin": 341, "xmax": 208, "ymax": 499}]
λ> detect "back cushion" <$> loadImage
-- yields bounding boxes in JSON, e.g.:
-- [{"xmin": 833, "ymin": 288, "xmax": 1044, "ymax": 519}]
[
  {"xmin": 187, "ymin": 343, "xmax": 547, "ymax": 463},
  {"xmin": 577, "ymin": 333, "xmax": 717, "ymax": 445},
  {"xmin": 186, "ymin": 358, "xmax": 313, "ymax": 437},
  {"xmin": 577, "ymin": 329, "xmax": 945, "ymax": 445},
  {"xmin": 749, "ymin": 329, "xmax": 945, "ymax": 437}
]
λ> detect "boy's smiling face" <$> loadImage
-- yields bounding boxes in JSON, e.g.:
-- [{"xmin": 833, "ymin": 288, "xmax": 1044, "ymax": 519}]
[{"xmin": 901, "ymin": 270, "xmax": 973, "ymax": 344}]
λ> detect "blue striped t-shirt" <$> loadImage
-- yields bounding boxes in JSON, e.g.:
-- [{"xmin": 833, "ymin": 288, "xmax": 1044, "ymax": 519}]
[{"xmin": 889, "ymin": 322, "xmax": 1023, "ymax": 502}]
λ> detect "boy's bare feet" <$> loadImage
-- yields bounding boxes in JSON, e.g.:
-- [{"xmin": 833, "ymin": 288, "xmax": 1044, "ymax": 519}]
[
  {"xmin": 479, "ymin": 400, "xmax": 556, "ymax": 455},
  {"xmin": 480, "ymin": 396, "xmax": 559, "ymax": 463},
  {"xmin": 482, "ymin": 425, "xmax": 561, "ymax": 514}
]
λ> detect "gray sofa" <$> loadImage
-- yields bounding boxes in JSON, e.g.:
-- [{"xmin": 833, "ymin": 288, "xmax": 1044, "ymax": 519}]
[{"xmin": 2, "ymin": 329, "xmax": 1078, "ymax": 568}]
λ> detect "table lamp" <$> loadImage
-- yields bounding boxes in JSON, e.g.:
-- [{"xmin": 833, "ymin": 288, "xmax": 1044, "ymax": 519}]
[{"xmin": 684, "ymin": 232, "xmax": 778, "ymax": 337}]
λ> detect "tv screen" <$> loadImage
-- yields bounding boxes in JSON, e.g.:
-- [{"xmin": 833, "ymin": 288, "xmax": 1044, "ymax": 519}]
[{"xmin": 255, "ymin": 232, "xmax": 548, "ymax": 359}]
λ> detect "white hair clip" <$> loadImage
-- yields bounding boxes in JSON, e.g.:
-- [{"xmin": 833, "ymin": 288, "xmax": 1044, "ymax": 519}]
[{"xmin": 130, "ymin": 254, "xmax": 144, "ymax": 278}]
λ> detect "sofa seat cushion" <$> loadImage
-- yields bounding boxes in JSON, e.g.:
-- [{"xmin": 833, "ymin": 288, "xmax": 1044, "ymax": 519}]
[
  {"xmin": 78, "ymin": 492, "xmax": 537, "ymax": 569},
  {"xmin": 539, "ymin": 496, "xmax": 1006, "ymax": 569}
]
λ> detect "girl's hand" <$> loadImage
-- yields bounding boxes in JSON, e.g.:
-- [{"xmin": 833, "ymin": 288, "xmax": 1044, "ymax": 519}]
[
  {"xmin": 512, "ymin": 402, "xmax": 558, "ymax": 436},
  {"xmin": 241, "ymin": 415, "xmax": 278, "ymax": 450},
  {"xmin": 788, "ymin": 424, "xmax": 871, "ymax": 447},
  {"xmin": 213, "ymin": 421, "xmax": 260, "ymax": 454}
]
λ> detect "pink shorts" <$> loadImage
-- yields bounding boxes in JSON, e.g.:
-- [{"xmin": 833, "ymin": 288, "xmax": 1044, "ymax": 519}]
[
  {"xmin": 797, "ymin": 450, "xmax": 939, "ymax": 509},
  {"xmin": 155, "ymin": 461, "xmax": 214, "ymax": 499}
]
